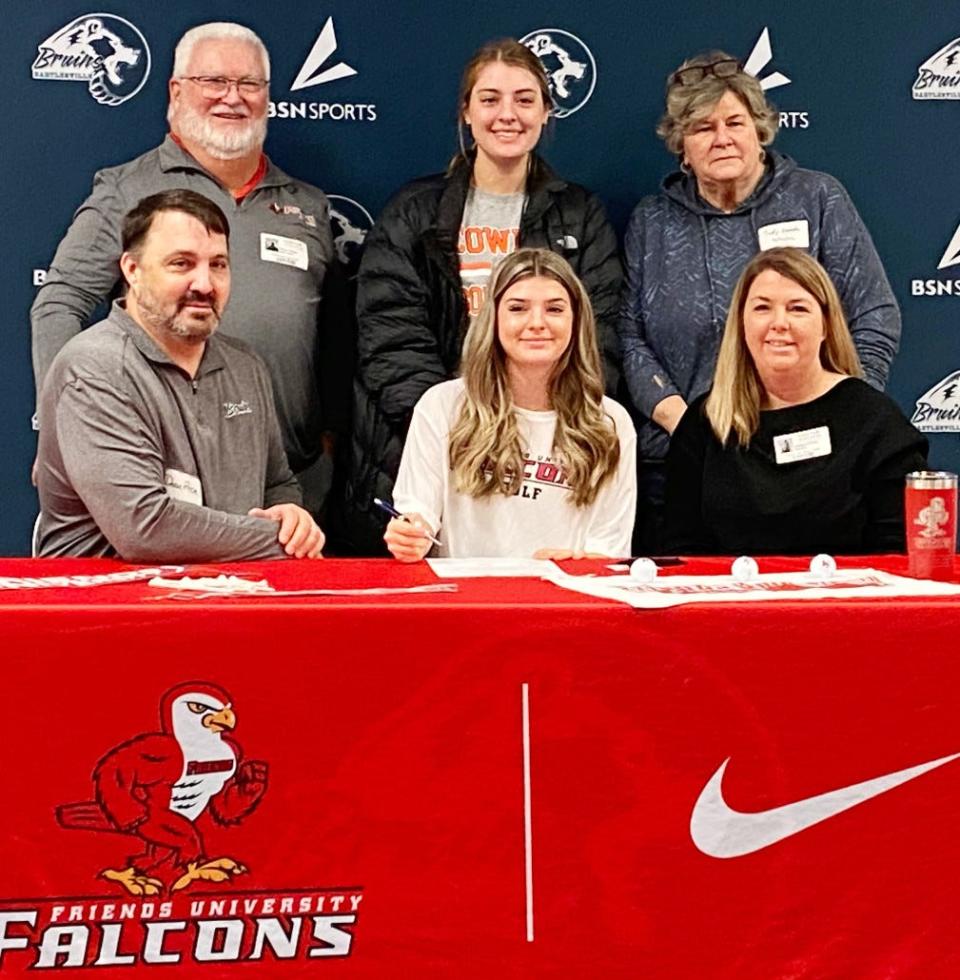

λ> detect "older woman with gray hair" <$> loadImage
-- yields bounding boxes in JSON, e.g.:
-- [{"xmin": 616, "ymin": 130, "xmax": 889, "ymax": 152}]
[{"xmin": 618, "ymin": 51, "xmax": 900, "ymax": 552}]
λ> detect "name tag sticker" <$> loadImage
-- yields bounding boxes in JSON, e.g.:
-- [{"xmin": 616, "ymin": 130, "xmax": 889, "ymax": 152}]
[
  {"xmin": 758, "ymin": 219, "xmax": 810, "ymax": 251},
  {"xmin": 773, "ymin": 426, "xmax": 832, "ymax": 464},
  {"xmin": 165, "ymin": 468, "xmax": 203, "ymax": 506},
  {"xmin": 260, "ymin": 233, "xmax": 308, "ymax": 270}
]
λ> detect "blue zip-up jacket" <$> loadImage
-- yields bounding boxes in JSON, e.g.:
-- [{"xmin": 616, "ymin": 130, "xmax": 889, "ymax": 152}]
[{"xmin": 618, "ymin": 151, "xmax": 901, "ymax": 461}]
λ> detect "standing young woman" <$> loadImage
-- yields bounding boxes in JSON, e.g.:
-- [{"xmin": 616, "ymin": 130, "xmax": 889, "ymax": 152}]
[
  {"xmin": 386, "ymin": 249, "xmax": 635, "ymax": 560},
  {"xmin": 341, "ymin": 39, "xmax": 622, "ymax": 554}
]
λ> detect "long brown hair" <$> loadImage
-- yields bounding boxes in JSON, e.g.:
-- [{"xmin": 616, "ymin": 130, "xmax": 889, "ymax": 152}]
[{"xmin": 449, "ymin": 248, "xmax": 620, "ymax": 506}]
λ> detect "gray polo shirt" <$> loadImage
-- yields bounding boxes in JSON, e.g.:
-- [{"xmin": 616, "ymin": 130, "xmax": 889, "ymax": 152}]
[
  {"xmin": 31, "ymin": 136, "xmax": 334, "ymax": 473},
  {"xmin": 36, "ymin": 302, "xmax": 301, "ymax": 562}
]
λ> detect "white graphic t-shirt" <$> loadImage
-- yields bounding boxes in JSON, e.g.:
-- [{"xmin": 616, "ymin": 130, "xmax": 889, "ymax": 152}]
[
  {"xmin": 393, "ymin": 379, "xmax": 637, "ymax": 558},
  {"xmin": 458, "ymin": 187, "xmax": 525, "ymax": 317}
]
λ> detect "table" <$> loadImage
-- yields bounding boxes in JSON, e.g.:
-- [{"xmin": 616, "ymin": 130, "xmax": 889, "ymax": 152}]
[{"xmin": 0, "ymin": 556, "xmax": 958, "ymax": 978}]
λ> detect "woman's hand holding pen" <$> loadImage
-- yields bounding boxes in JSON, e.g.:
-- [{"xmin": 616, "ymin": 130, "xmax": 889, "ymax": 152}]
[{"xmin": 384, "ymin": 512, "xmax": 436, "ymax": 562}]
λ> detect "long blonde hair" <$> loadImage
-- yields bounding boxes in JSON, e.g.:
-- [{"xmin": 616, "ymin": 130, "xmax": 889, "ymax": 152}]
[
  {"xmin": 706, "ymin": 247, "xmax": 863, "ymax": 446},
  {"xmin": 449, "ymin": 249, "xmax": 620, "ymax": 506}
]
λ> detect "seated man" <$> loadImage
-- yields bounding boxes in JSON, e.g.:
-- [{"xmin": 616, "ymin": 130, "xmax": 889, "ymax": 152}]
[{"xmin": 36, "ymin": 189, "xmax": 324, "ymax": 562}]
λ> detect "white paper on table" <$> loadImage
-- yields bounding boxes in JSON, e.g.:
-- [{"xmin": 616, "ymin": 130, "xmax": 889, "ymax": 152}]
[
  {"xmin": 427, "ymin": 557, "xmax": 560, "ymax": 578},
  {"xmin": 0, "ymin": 566, "xmax": 185, "ymax": 590},
  {"xmin": 149, "ymin": 574, "xmax": 273, "ymax": 594},
  {"xmin": 544, "ymin": 568, "xmax": 960, "ymax": 609}
]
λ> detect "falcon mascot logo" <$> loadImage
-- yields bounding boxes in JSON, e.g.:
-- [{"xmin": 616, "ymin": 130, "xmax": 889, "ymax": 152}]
[{"xmin": 56, "ymin": 682, "xmax": 268, "ymax": 896}]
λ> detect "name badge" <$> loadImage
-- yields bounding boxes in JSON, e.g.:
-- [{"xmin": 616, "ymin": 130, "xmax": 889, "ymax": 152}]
[
  {"xmin": 758, "ymin": 219, "xmax": 810, "ymax": 251},
  {"xmin": 773, "ymin": 426, "xmax": 832, "ymax": 464},
  {"xmin": 260, "ymin": 233, "xmax": 308, "ymax": 270},
  {"xmin": 165, "ymin": 468, "xmax": 203, "ymax": 505}
]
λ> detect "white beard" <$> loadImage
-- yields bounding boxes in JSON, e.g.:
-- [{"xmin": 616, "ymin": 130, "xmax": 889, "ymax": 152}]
[{"xmin": 174, "ymin": 103, "xmax": 267, "ymax": 160}]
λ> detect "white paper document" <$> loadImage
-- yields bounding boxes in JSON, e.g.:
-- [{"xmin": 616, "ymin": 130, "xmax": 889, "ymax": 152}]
[
  {"xmin": 545, "ymin": 568, "xmax": 960, "ymax": 609},
  {"xmin": 428, "ymin": 558, "xmax": 560, "ymax": 578}
]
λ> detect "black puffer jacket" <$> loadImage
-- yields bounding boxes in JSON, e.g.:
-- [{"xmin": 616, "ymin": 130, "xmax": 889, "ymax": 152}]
[{"xmin": 337, "ymin": 155, "xmax": 623, "ymax": 555}]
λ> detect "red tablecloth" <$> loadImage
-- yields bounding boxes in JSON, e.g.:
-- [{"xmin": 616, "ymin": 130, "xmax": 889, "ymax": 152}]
[{"xmin": 0, "ymin": 557, "xmax": 958, "ymax": 977}]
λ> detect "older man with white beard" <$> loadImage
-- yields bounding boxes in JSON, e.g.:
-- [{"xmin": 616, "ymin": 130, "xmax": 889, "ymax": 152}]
[{"xmin": 31, "ymin": 22, "xmax": 339, "ymax": 517}]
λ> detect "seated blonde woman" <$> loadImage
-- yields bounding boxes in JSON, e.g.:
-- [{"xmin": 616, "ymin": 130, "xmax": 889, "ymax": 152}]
[
  {"xmin": 664, "ymin": 247, "xmax": 927, "ymax": 555},
  {"xmin": 386, "ymin": 248, "xmax": 636, "ymax": 560}
]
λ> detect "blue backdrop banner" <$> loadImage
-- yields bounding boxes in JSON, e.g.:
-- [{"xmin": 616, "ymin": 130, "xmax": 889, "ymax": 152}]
[{"xmin": 4, "ymin": 2, "xmax": 958, "ymax": 554}]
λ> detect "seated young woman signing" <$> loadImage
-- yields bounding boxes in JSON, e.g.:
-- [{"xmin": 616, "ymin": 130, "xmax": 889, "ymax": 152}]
[{"xmin": 386, "ymin": 248, "xmax": 636, "ymax": 561}]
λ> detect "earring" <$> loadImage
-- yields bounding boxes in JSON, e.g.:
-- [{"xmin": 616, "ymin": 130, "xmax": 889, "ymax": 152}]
[{"xmin": 680, "ymin": 158, "xmax": 692, "ymax": 175}]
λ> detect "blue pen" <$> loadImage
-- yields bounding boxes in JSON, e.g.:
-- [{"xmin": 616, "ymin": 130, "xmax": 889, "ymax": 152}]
[{"xmin": 373, "ymin": 497, "xmax": 442, "ymax": 547}]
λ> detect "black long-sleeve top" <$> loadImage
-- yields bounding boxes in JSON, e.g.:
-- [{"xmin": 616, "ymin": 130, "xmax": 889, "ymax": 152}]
[{"xmin": 664, "ymin": 378, "xmax": 928, "ymax": 555}]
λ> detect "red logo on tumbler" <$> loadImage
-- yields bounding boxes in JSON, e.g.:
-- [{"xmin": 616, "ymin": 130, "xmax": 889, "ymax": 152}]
[{"xmin": 0, "ymin": 682, "xmax": 361, "ymax": 969}]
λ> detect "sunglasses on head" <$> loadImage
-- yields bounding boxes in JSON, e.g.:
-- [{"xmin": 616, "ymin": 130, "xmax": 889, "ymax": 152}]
[{"xmin": 672, "ymin": 59, "xmax": 742, "ymax": 87}]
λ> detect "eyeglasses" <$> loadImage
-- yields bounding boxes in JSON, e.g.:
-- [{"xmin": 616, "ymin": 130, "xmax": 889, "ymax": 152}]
[
  {"xmin": 181, "ymin": 76, "xmax": 269, "ymax": 98},
  {"xmin": 672, "ymin": 59, "xmax": 742, "ymax": 87}
]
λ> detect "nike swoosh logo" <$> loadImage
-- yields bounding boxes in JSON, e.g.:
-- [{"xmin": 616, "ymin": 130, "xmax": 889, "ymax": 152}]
[{"xmin": 690, "ymin": 751, "xmax": 960, "ymax": 858}]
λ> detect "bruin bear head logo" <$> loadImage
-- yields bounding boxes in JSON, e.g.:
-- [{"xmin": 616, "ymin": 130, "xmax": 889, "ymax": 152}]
[
  {"xmin": 32, "ymin": 14, "xmax": 151, "ymax": 107},
  {"xmin": 521, "ymin": 29, "xmax": 597, "ymax": 119},
  {"xmin": 328, "ymin": 195, "xmax": 373, "ymax": 274}
]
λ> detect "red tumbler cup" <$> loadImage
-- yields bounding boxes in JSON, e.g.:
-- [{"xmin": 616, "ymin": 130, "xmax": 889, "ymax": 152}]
[{"xmin": 904, "ymin": 471, "xmax": 958, "ymax": 580}]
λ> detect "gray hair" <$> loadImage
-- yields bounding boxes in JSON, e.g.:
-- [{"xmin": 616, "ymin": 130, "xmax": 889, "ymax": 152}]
[
  {"xmin": 657, "ymin": 50, "xmax": 778, "ymax": 158},
  {"xmin": 171, "ymin": 22, "xmax": 270, "ymax": 80}
]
